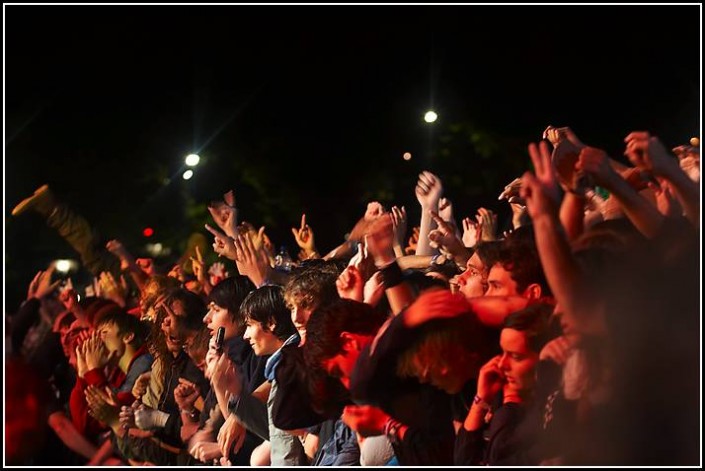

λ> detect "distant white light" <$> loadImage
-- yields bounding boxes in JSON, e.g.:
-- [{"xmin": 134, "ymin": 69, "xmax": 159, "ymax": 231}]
[
  {"xmin": 424, "ymin": 111, "xmax": 438, "ymax": 123},
  {"xmin": 182, "ymin": 170, "xmax": 194, "ymax": 180},
  {"xmin": 403, "ymin": 152, "xmax": 412, "ymax": 161},
  {"xmin": 55, "ymin": 260, "xmax": 71, "ymax": 273},
  {"xmin": 146, "ymin": 243, "xmax": 165, "ymax": 257},
  {"xmin": 690, "ymin": 137, "xmax": 700, "ymax": 147},
  {"xmin": 76, "ymin": 294, "xmax": 81, "ymax": 302},
  {"xmin": 185, "ymin": 154, "xmax": 201, "ymax": 167},
  {"xmin": 55, "ymin": 259, "xmax": 79, "ymax": 273}
]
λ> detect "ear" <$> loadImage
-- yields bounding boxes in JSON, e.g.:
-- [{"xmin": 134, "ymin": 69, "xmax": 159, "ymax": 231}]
[
  {"xmin": 122, "ymin": 331, "xmax": 135, "ymax": 344},
  {"xmin": 267, "ymin": 321, "xmax": 277, "ymax": 333},
  {"xmin": 339, "ymin": 332, "xmax": 358, "ymax": 351},
  {"xmin": 523, "ymin": 283, "xmax": 542, "ymax": 300}
]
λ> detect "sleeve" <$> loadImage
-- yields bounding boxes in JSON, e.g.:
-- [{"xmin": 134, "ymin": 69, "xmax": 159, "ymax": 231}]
[{"xmin": 230, "ymin": 388, "xmax": 270, "ymax": 441}]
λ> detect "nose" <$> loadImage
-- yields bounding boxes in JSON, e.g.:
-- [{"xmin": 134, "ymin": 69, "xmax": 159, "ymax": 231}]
[
  {"xmin": 497, "ymin": 353, "xmax": 509, "ymax": 371},
  {"xmin": 203, "ymin": 310, "xmax": 211, "ymax": 324}
]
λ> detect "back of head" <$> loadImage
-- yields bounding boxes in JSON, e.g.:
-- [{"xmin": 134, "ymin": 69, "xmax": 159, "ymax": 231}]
[
  {"xmin": 503, "ymin": 302, "xmax": 555, "ymax": 353},
  {"xmin": 304, "ymin": 299, "xmax": 388, "ymax": 371},
  {"xmin": 284, "ymin": 264, "xmax": 340, "ymax": 310},
  {"xmin": 498, "ymin": 228, "xmax": 551, "ymax": 297},
  {"xmin": 209, "ymin": 275, "xmax": 256, "ymax": 319},
  {"xmin": 169, "ymin": 288, "xmax": 208, "ymax": 334},
  {"xmin": 396, "ymin": 313, "xmax": 498, "ymax": 383}
]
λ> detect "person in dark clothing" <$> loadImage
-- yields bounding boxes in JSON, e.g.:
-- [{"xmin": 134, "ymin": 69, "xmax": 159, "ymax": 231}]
[{"xmin": 454, "ymin": 303, "xmax": 554, "ymax": 465}]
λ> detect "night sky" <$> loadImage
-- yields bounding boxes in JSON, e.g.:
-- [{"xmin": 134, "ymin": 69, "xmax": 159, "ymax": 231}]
[{"xmin": 5, "ymin": 5, "xmax": 701, "ymax": 308}]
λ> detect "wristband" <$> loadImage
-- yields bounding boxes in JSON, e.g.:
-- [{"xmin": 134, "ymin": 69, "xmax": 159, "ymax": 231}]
[{"xmin": 379, "ymin": 261, "xmax": 404, "ymax": 288}]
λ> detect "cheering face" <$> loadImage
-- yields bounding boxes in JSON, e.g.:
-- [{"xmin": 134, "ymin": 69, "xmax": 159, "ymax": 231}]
[
  {"xmin": 98, "ymin": 321, "xmax": 127, "ymax": 361},
  {"xmin": 243, "ymin": 319, "xmax": 280, "ymax": 357}
]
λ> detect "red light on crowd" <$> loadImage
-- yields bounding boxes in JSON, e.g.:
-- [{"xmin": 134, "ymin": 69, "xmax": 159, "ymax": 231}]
[{"xmin": 143, "ymin": 227, "xmax": 154, "ymax": 237}]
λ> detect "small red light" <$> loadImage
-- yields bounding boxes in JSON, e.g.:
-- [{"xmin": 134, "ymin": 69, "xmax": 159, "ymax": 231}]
[{"xmin": 143, "ymin": 227, "xmax": 154, "ymax": 237}]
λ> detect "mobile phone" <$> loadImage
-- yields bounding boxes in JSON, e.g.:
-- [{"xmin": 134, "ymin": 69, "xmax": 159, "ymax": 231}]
[{"xmin": 215, "ymin": 327, "xmax": 225, "ymax": 353}]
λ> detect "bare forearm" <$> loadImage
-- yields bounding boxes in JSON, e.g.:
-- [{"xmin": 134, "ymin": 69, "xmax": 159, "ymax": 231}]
[
  {"xmin": 661, "ymin": 164, "xmax": 700, "ymax": 226},
  {"xmin": 531, "ymin": 213, "xmax": 585, "ymax": 316},
  {"xmin": 559, "ymin": 192, "xmax": 586, "ymax": 241},
  {"xmin": 416, "ymin": 209, "xmax": 438, "ymax": 256},
  {"xmin": 605, "ymin": 175, "xmax": 664, "ymax": 238}
]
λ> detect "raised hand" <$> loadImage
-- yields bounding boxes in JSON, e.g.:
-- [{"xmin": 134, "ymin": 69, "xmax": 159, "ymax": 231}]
[
  {"xmin": 291, "ymin": 214, "xmax": 318, "ymax": 258},
  {"xmin": 99, "ymin": 271, "xmax": 127, "ymax": 307},
  {"xmin": 85, "ymin": 385, "xmax": 119, "ymax": 424},
  {"xmin": 336, "ymin": 265, "xmax": 364, "ymax": 302},
  {"xmin": 539, "ymin": 335, "xmax": 578, "ymax": 366},
  {"xmin": 232, "ymin": 231, "xmax": 272, "ymax": 288},
  {"xmin": 405, "ymin": 226, "xmax": 420, "ymax": 255},
  {"xmin": 415, "ymin": 171, "xmax": 443, "ymax": 209},
  {"xmin": 651, "ymin": 179, "xmax": 683, "ymax": 217},
  {"xmin": 461, "ymin": 217, "xmax": 480, "ymax": 248},
  {"xmin": 348, "ymin": 202, "xmax": 385, "ymax": 243},
  {"xmin": 476, "ymin": 208, "xmax": 498, "ymax": 242},
  {"xmin": 390, "ymin": 205, "xmax": 408, "ymax": 250},
  {"xmin": 428, "ymin": 210, "xmax": 465, "ymax": 256},
  {"xmin": 624, "ymin": 131, "xmax": 677, "ymax": 177},
  {"xmin": 27, "ymin": 266, "xmax": 61, "ymax": 301},
  {"xmin": 476, "ymin": 355, "xmax": 505, "ymax": 404},
  {"xmin": 207, "ymin": 190, "xmax": 238, "ymax": 239},
  {"xmin": 366, "ymin": 213, "xmax": 396, "ymax": 268},
  {"xmin": 84, "ymin": 331, "xmax": 113, "ymax": 371},
  {"xmin": 205, "ymin": 224, "xmax": 238, "ymax": 261},
  {"xmin": 529, "ymin": 141, "xmax": 562, "ymax": 207},
  {"xmin": 437, "ymin": 197, "xmax": 454, "ymax": 226},
  {"xmin": 106, "ymin": 239, "xmax": 136, "ymax": 271},
  {"xmin": 208, "ymin": 261, "xmax": 228, "ymax": 287},
  {"xmin": 190, "ymin": 245, "xmax": 210, "ymax": 294}
]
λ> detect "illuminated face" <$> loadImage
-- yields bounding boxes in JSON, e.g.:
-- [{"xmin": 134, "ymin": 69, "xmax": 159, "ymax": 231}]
[
  {"xmin": 451, "ymin": 253, "xmax": 488, "ymax": 299},
  {"xmin": 243, "ymin": 319, "xmax": 281, "ymax": 357},
  {"xmin": 285, "ymin": 293, "xmax": 316, "ymax": 344},
  {"xmin": 161, "ymin": 300, "xmax": 187, "ymax": 354},
  {"xmin": 485, "ymin": 263, "xmax": 521, "ymax": 297},
  {"xmin": 497, "ymin": 328, "xmax": 539, "ymax": 393},
  {"xmin": 98, "ymin": 321, "xmax": 127, "ymax": 360},
  {"xmin": 203, "ymin": 302, "xmax": 239, "ymax": 340}
]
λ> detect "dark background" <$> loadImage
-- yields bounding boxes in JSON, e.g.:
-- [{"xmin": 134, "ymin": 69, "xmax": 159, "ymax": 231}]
[{"xmin": 5, "ymin": 5, "xmax": 700, "ymax": 309}]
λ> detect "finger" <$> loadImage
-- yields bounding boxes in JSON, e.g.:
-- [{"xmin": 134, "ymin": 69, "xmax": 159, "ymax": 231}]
[
  {"xmin": 300, "ymin": 214, "xmax": 306, "ymax": 231},
  {"xmin": 195, "ymin": 245, "xmax": 203, "ymax": 263},
  {"xmin": 205, "ymin": 224, "xmax": 227, "ymax": 240}
]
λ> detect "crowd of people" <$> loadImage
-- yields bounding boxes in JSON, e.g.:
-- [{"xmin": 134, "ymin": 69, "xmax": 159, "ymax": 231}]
[{"xmin": 5, "ymin": 127, "xmax": 700, "ymax": 466}]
